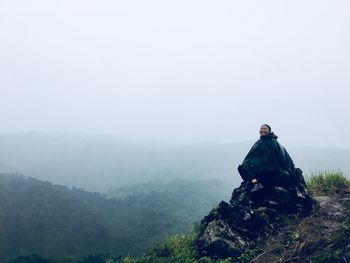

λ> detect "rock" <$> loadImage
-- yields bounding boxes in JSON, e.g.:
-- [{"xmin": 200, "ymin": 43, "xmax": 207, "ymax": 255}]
[
  {"xmin": 199, "ymin": 219, "xmax": 251, "ymax": 258},
  {"xmin": 195, "ymin": 179, "xmax": 315, "ymax": 259}
]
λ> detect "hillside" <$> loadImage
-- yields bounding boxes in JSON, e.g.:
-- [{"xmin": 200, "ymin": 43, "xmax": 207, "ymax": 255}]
[
  {"xmin": 0, "ymin": 132, "xmax": 349, "ymax": 192},
  {"xmin": 3, "ymin": 172, "xmax": 350, "ymax": 263},
  {"xmin": 0, "ymin": 174, "xmax": 231, "ymax": 263},
  {"xmin": 115, "ymin": 171, "xmax": 350, "ymax": 263},
  {"xmin": 252, "ymin": 191, "xmax": 350, "ymax": 262}
]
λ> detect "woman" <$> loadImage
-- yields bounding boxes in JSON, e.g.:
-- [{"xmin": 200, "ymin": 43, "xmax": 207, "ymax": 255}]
[{"xmin": 238, "ymin": 124, "xmax": 295, "ymax": 192}]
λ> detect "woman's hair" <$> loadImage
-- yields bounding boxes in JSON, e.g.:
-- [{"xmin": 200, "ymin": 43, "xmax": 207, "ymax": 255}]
[{"xmin": 262, "ymin": 124, "xmax": 271, "ymax": 132}]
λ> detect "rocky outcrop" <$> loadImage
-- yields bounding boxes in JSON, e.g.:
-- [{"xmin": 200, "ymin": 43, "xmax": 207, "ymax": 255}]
[{"xmin": 195, "ymin": 174, "xmax": 314, "ymax": 259}]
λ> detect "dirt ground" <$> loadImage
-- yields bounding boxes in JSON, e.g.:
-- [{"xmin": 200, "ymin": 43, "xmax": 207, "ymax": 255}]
[{"xmin": 249, "ymin": 189, "xmax": 350, "ymax": 263}]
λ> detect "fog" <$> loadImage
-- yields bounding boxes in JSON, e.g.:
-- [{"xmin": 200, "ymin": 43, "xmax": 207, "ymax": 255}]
[
  {"xmin": 0, "ymin": 132, "xmax": 349, "ymax": 192},
  {"xmin": 1, "ymin": 0, "xmax": 349, "ymax": 148}
]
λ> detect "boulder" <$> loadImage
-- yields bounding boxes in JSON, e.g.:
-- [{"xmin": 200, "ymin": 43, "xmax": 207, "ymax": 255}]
[{"xmin": 195, "ymin": 174, "xmax": 314, "ymax": 259}]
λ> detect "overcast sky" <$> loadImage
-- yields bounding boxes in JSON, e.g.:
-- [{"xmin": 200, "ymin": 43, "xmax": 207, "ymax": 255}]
[{"xmin": 0, "ymin": 0, "xmax": 349, "ymax": 148}]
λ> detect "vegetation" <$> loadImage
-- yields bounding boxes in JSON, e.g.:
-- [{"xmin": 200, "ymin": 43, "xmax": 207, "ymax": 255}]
[
  {"xmin": 12, "ymin": 255, "xmax": 50, "ymax": 263},
  {"xmin": 312, "ymin": 215, "xmax": 350, "ymax": 262},
  {"xmin": 5, "ymin": 170, "xmax": 350, "ymax": 263},
  {"xmin": 114, "ymin": 229, "xmax": 263, "ymax": 263},
  {"xmin": 115, "ymin": 170, "xmax": 350, "ymax": 263},
  {"xmin": 114, "ymin": 229, "xmax": 234, "ymax": 263},
  {"xmin": 0, "ymin": 173, "xmax": 231, "ymax": 263},
  {"xmin": 305, "ymin": 170, "xmax": 350, "ymax": 262},
  {"xmin": 117, "ymin": 230, "xmax": 198, "ymax": 263},
  {"xmin": 306, "ymin": 170, "xmax": 350, "ymax": 195}
]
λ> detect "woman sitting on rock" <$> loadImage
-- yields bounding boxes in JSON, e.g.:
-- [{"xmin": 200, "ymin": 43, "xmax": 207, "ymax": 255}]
[{"xmin": 238, "ymin": 124, "xmax": 299, "ymax": 193}]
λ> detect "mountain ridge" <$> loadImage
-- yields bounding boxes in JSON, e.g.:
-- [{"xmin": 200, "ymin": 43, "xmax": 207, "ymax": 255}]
[{"xmin": 0, "ymin": 132, "xmax": 349, "ymax": 192}]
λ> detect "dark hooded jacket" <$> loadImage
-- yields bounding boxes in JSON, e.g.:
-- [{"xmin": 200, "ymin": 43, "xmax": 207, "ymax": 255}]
[{"xmin": 240, "ymin": 132, "xmax": 295, "ymax": 181}]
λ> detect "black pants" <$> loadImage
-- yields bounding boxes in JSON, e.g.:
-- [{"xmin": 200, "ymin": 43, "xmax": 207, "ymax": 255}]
[{"xmin": 238, "ymin": 164, "xmax": 290, "ymax": 187}]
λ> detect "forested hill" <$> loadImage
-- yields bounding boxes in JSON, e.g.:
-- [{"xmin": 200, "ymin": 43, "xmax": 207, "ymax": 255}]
[{"xmin": 0, "ymin": 173, "xmax": 232, "ymax": 263}]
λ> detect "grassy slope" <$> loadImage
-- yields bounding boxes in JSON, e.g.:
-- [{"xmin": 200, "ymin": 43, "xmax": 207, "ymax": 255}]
[{"xmin": 114, "ymin": 171, "xmax": 350, "ymax": 263}]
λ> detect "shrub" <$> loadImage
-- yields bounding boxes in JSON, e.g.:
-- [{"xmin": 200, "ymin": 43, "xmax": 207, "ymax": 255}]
[
  {"xmin": 115, "ymin": 229, "xmax": 198, "ymax": 263},
  {"xmin": 306, "ymin": 170, "xmax": 350, "ymax": 195}
]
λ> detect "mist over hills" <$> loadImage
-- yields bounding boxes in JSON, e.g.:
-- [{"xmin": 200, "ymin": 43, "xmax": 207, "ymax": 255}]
[
  {"xmin": 0, "ymin": 173, "xmax": 231, "ymax": 262},
  {"xmin": 0, "ymin": 132, "xmax": 349, "ymax": 192}
]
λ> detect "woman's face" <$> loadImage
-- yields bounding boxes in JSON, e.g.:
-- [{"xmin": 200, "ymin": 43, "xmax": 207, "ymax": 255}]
[{"xmin": 259, "ymin": 125, "xmax": 270, "ymax": 136}]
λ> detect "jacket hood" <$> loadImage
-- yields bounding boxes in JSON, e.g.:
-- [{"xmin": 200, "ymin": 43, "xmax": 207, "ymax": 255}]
[{"xmin": 260, "ymin": 132, "xmax": 278, "ymax": 140}]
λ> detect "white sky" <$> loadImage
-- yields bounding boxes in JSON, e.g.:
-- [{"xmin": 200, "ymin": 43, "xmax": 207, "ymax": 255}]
[{"xmin": 1, "ymin": 0, "xmax": 349, "ymax": 148}]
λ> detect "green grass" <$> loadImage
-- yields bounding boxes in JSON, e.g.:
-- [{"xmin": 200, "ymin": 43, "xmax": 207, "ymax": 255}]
[
  {"xmin": 114, "ymin": 229, "xmax": 198, "ymax": 263},
  {"xmin": 306, "ymin": 170, "xmax": 350, "ymax": 195},
  {"xmin": 313, "ymin": 215, "xmax": 350, "ymax": 262},
  {"xmin": 113, "ymin": 227, "xmax": 235, "ymax": 263}
]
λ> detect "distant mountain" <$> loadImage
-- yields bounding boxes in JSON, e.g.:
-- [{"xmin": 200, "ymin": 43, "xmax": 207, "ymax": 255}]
[
  {"xmin": 106, "ymin": 177, "xmax": 231, "ymax": 199},
  {"xmin": 0, "ymin": 132, "xmax": 348, "ymax": 192},
  {"xmin": 0, "ymin": 173, "xmax": 232, "ymax": 262}
]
